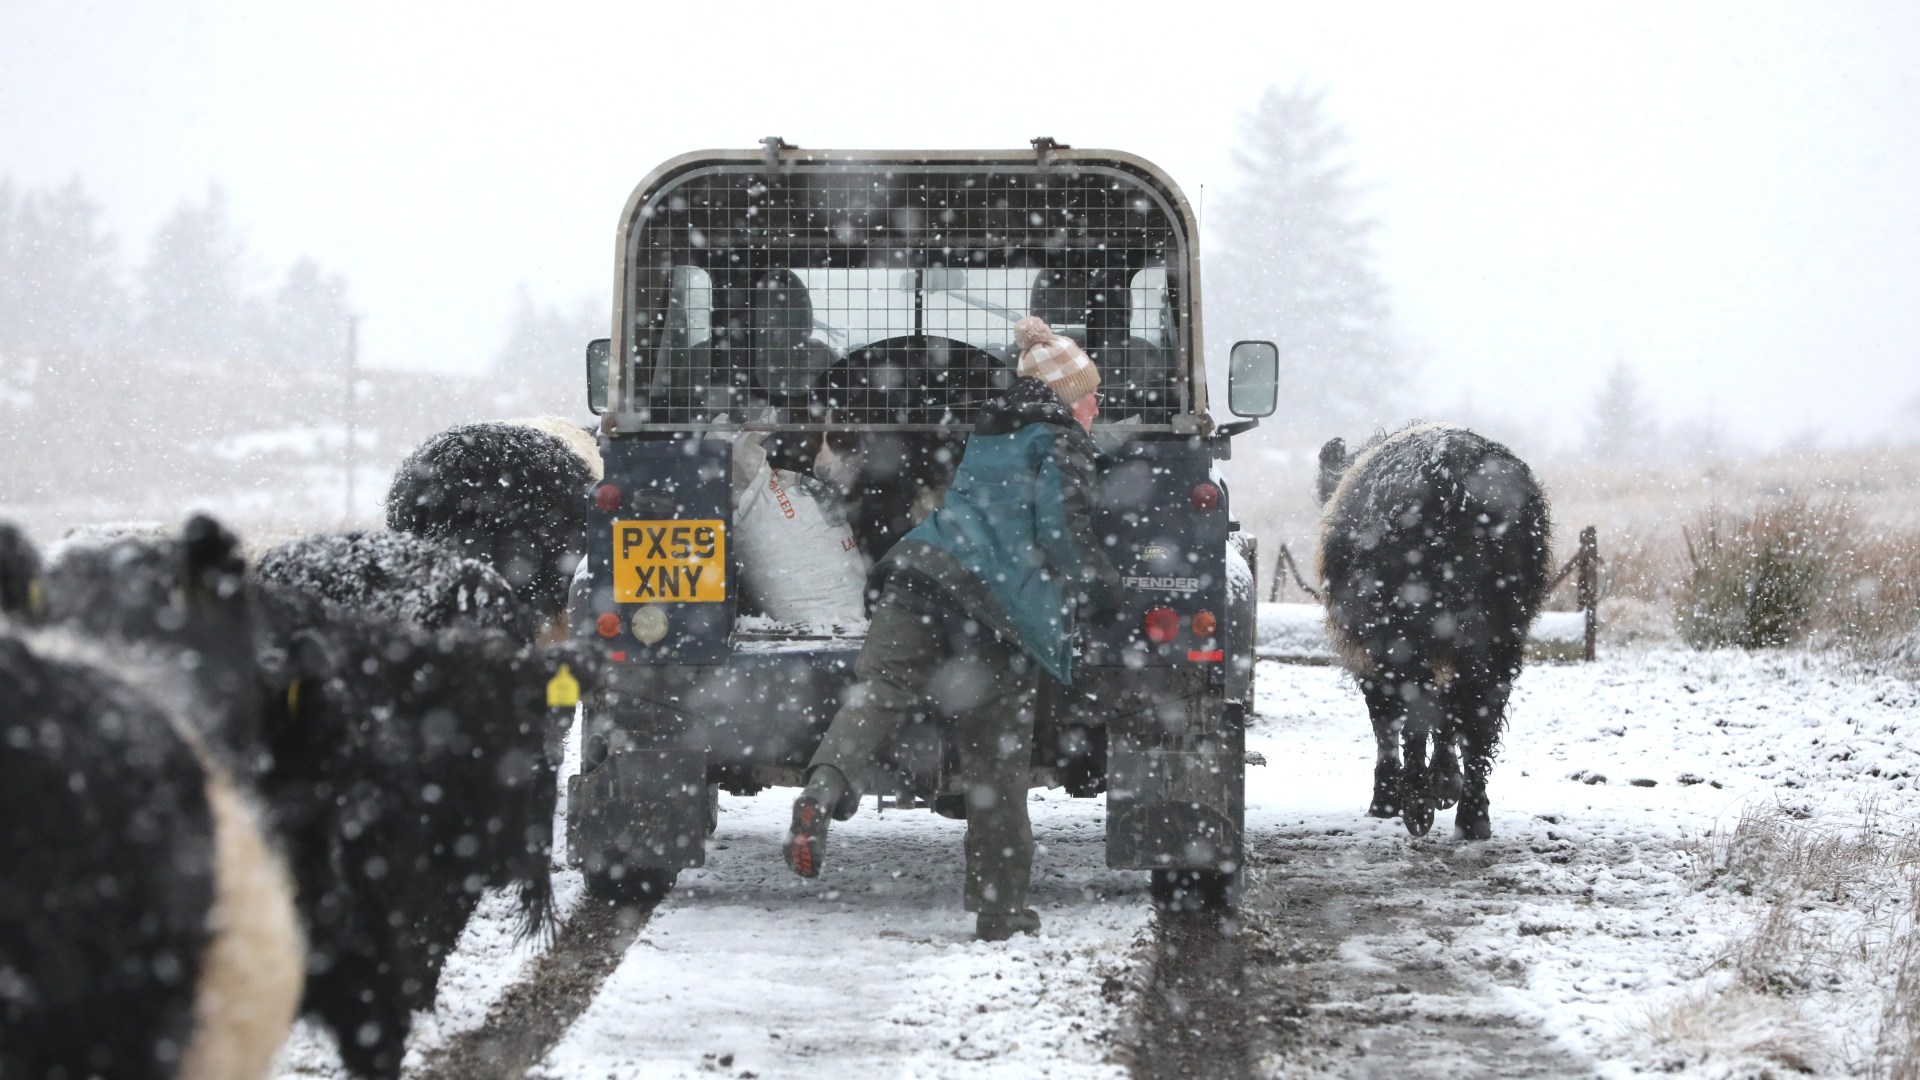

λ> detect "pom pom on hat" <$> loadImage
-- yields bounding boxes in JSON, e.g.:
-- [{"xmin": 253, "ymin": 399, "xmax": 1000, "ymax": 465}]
[
  {"xmin": 1013, "ymin": 316, "xmax": 1101, "ymax": 405},
  {"xmin": 1014, "ymin": 315, "xmax": 1055, "ymax": 352}
]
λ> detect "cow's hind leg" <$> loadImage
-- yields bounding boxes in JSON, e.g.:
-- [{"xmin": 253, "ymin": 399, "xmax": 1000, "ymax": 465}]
[
  {"xmin": 1452, "ymin": 676, "xmax": 1512, "ymax": 841},
  {"xmin": 1360, "ymin": 677, "xmax": 1402, "ymax": 818},
  {"xmin": 1399, "ymin": 682, "xmax": 1442, "ymax": 838},
  {"xmin": 1430, "ymin": 685, "xmax": 1464, "ymax": 810}
]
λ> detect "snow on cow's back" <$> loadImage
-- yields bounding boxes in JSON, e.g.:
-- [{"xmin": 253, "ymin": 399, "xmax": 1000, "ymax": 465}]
[
  {"xmin": 254, "ymin": 529, "xmax": 535, "ymax": 641},
  {"xmin": 385, "ymin": 420, "xmax": 595, "ymax": 623}
]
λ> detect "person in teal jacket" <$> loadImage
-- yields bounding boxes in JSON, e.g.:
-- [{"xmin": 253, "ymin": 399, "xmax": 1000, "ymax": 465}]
[{"xmin": 784, "ymin": 316, "xmax": 1122, "ymax": 941}]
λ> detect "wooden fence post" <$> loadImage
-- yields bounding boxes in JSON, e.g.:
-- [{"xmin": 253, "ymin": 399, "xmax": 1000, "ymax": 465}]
[
  {"xmin": 1240, "ymin": 534, "xmax": 1258, "ymax": 609},
  {"xmin": 1578, "ymin": 525, "xmax": 1599, "ymax": 662}
]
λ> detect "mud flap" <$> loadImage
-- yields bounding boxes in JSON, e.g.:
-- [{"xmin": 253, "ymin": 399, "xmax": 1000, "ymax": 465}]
[
  {"xmin": 1105, "ymin": 679, "xmax": 1245, "ymax": 875},
  {"xmin": 568, "ymin": 742, "xmax": 709, "ymax": 875}
]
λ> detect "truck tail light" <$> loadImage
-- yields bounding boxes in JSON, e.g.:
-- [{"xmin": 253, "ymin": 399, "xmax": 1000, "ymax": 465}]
[
  {"xmin": 1191, "ymin": 482, "xmax": 1221, "ymax": 511},
  {"xmin": 1190, "ymin": 610, "xmax": 1217, "ymax": 638},
  {"xmin": 1143, "ymin": 606, "xmax": 1179, "ymax": 644},
  {"xmin": 595, "ymin": 612, "xmax": 622, "ymax": 638},
  {"xmin": 594, "ymin": 483, "xmax": 622, "ymax": 512}
]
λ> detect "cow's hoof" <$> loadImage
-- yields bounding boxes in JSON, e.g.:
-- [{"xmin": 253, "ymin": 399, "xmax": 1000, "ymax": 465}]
[
  {"xmin": 1403, "ymin": 799, "xmax": 1435, "ymax": 837},
  {"xmin": 1432, "ymin": 768, "xmax": 1464, "ymax": 810},
  {"xmin": 1367, "ymin": 794, "xmax": 1398, "ymax": 818},
  {"xmin": 1451, "ymin": 816, "xmax": 1492, "ymax": 841}
]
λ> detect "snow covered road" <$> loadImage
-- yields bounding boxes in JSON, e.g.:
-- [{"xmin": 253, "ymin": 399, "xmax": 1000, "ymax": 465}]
[{"xmin": 272, "ymin": 647, "xmax": 1919, "ymax": 1078}]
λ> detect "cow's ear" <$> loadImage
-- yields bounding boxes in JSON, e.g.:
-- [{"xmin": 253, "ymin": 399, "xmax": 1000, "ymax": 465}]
[
  {"xmin": 287, "ymin": 629, "xmax": 338, "ymax": 680},
  {"xmin": 181, "ymin": 514, "xmax": 247, "ymax": 598},
  {"xmin": 542, "ymin": 640, "xmax": 604, "ymax": 691},
  {"xmin": 1316, "ymin": 438, "xmax": 1352, "ymax": 505},
  {"xmin": 260, "ymin": 632, "xmax": 338, "ymax": 783}
]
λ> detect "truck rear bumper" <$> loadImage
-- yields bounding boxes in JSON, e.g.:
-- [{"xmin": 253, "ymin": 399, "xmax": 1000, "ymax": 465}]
[{"xmin": 568, "ymin": 643, "xmax": 1245, "ymax": 877}]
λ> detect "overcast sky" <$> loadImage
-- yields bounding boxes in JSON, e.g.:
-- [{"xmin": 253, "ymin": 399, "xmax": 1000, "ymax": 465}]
[{"xmin": 4, "ymin": 0, "xmax": 1917, "ymax": 450}]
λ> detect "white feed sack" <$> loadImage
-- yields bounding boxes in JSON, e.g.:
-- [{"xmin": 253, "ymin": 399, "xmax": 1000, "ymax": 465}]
[{"xmin": 720, "ymin": 430, "xmax": 869, "ymax": 625}]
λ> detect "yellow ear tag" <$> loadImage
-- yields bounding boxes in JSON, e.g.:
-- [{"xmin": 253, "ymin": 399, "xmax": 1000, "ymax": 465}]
[
  {"xmin": 546, "ymin": 663, "xmax": 581, "ymax": 709},
  {"xmin": 27, "ymin": 578, "xmax": 46, "ymax": 618},
  {"xmin": 286, "ymin": 678, "xmax": 302, "ymax": 716}
]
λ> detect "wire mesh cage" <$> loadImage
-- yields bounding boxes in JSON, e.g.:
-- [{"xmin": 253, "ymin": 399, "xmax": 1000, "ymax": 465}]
[{"xmin": 616, "ymin": 156, "xmax": 1194, "ymax": 431}]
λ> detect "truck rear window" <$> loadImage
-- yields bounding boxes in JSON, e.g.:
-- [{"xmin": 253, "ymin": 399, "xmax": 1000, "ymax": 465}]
[{"xmin": 620, "ymin": 163, "xmax": 1190, "ymax": 429}]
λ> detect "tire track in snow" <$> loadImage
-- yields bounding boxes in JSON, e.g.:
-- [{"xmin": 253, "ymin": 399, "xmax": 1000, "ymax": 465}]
[
  {"xmin": 1125, "ymin": 910, "xmax": 1258, "ymax": 1078},
  {"xmin": 1125, "ymin": 655, "xmax": 1603, "ymax": 1079},
  {"xmin": 1125, "ymin": 827, "xmax": 1601, "ymax": 1079},
  {"xmin": 1234, "ymin": 830, "xmax": 1597, "ymax": 1078},
  {"xmin": 410, "ymin": 895, "xmax": 657, "ymax": 1080}
]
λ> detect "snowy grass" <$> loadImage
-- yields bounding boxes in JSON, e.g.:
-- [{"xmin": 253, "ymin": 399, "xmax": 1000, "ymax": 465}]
[
  {"xmin": 1634, "ymin": 985, "xmax": 1826, "ymax": 1076},
  {"xmin": 1674, "ymin": 494, "xmax": 1920, "ymax": 663},
  {"xmin": 1660, "ymin": 801, "xmax": 1920, "ymax": 1077},
  {"xmin": 1251, "ymin": 644, "xmax": 1920, "ymax": 1079}
]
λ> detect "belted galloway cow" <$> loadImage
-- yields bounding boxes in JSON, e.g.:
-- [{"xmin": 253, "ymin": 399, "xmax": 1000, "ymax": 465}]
[{"xmin": 1316, "ymin": 423, "xmax": 1552, "ymax": 839}]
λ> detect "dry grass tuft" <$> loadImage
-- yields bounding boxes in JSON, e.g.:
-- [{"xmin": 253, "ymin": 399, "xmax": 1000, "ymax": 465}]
[
  {"xmin": 1677, "ymin": 494, "xmax": 1843, "ymax": 650},
  {"xmin": 1677, "ymin": 803, "xmax": 1920, "ymax": 1076},
  {"xmin": 1821, "ymin": 525, "xmax": 1920, "ymax": 665},
  {"xmin": 1666, "ymin": 494, "xmax": 1920, "ymax": 660},
  {"xmin": 1637, "ymin": 985, "xmax": 1826, "ymax": 1075}
]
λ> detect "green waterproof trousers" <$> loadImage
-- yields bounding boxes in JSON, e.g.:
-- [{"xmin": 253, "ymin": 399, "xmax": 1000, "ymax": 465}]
[{"xmin": 808, "ymin": 589, "xmax": 1039, "ymax": 916}]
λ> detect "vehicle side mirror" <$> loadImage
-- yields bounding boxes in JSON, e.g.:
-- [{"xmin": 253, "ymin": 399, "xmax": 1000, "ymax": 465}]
[
  {"xmin": 1227, "ymin": 340, "xmax": 1278, "ymax": 418},
  {"xmin": 585, "ymin": 338, "xmax": 610, "ymax": 415}
]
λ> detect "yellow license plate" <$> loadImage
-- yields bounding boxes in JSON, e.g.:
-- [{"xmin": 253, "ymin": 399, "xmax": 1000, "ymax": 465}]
[{"xmin": 612, "ymin": 520, "xmax": 726, "ymax": 603}]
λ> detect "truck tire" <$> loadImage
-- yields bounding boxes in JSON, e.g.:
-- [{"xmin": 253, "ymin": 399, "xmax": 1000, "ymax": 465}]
[{"xmin": 1150, "ymin": 867, "xmax": 1240, "ymax": 913}]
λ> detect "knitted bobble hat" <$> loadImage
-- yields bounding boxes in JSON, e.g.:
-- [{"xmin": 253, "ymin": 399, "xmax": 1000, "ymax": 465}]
[{"xmin": 1013, "ymin": 316, "xmax": 1101, "ymax": 405}]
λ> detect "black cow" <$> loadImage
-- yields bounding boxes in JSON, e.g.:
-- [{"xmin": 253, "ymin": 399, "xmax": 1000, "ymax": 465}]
[
  {"xmin": 385, "ymin": 420, "xmax": 597, "ymax": 635},
  {"xmin": 1316, "ymin": 424, "xmax": 1552, "ymax": 839},
  {"xmin": 255, "ymin": 529, "xmax": 533, "ymax": 642},
  {"xmin": 251, "ymin": 583, "xmax": 572, "ymax": 1079},
  {"xmin": 38, "ymin": 519, "xmax": 575, "ymax": 1079},
  {"xmin": 1, "ymin": 517, "xmax": 304, "ymax": 1080}
]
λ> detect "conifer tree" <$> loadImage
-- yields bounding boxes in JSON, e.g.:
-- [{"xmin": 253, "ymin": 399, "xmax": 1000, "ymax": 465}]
[
  {"xmin": 140, "ymin": 184, "xmax": 254, "ymax": 358},
  {"xmin": 1208, "ymin": 83, "xmax": 1401, "ymax": 431},
  {"xmin": 1586, "ymin": 360, "xmax": 1658, "ymax": 461},
  {"xmin": 493, "ymin": 283, "xmax": 604, "ymax": 386},
  {"xmin": 0, "ymin": 175, "xmax": 126, "ymax": 350}
]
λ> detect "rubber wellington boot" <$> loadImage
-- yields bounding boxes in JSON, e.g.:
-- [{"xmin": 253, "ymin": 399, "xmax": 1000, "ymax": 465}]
[
  {"xmin": 784, "ymin": 795, "xmax": 830, "ymax": 878},
  {"xmin": 975, "ymin": 909, "xmax": 1042, "ymax": 942},
  {"xmin": 785, "ymin": 766, "xmax": 851, "ymax": 878}
]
